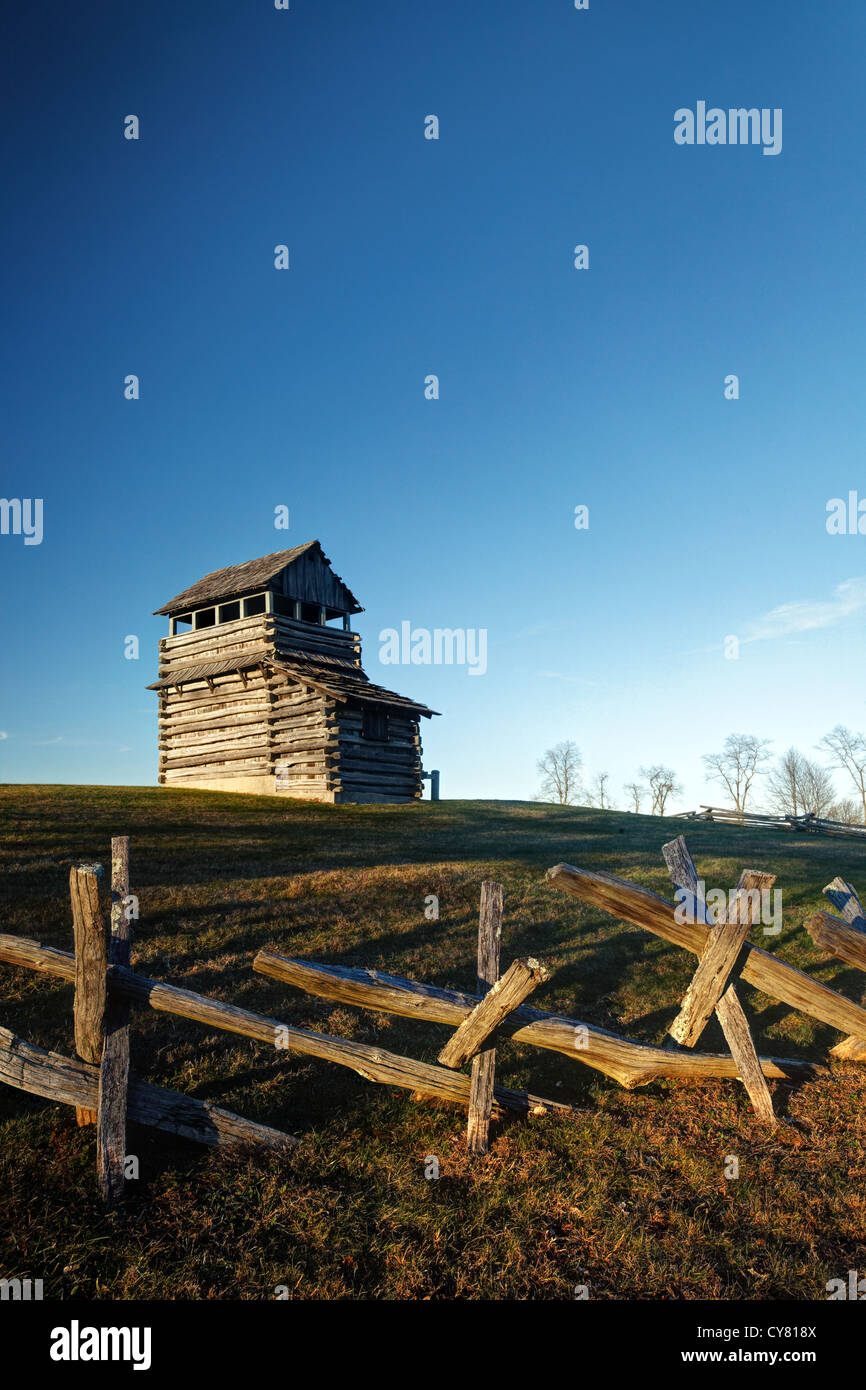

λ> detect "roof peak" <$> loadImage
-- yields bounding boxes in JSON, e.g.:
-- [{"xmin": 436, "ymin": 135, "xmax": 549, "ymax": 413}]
[{"xmin": 153, "ymin": 539, "xmax": 363, "ymax": 616}]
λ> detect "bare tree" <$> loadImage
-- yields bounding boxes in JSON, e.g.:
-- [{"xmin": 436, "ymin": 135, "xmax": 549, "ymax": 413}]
[
  {"xmin": 623, "ymin": 781, "xmax": 644, "ymax": 814},
  {"xmin": 585, "ymin": 771, "xmax": 612, "ymax": 810},
  {"xmin": 828, "ymin": 797, "xmax": 862, "ymax": 825},
  {"xmin": 702, "ymin": 733, "xmax": 771, "ymax": 814},
  {"xmin": 799, "ymin": 759, "xmax": 837, "ymax": 817},
  {"xmin": 536, "ymin": 741, "xmax": 582, "ymax": 805},
  {"xmin": 765, "ymin": 747, "xmax": 806, "ymax": 816},
  {"xmin": 819, "ymin": 725, "xmax": 866, "ymax": 823},
  {"xmin": 765, "ymin": 747, "xmax": 835, "ymax": 817},
  {"xmin": 639, "ymin": 764, "xmax": 682, "ymax": 816}
]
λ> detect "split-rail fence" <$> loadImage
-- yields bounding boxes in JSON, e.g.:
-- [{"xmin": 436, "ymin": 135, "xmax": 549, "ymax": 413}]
[{"xmin": 1, "ymin": 833, "xmax": 865, "ymax": 1206}]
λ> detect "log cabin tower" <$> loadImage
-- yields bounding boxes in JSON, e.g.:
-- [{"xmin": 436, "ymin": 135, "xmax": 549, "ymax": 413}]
[{"xmin": 148, "ymin": 540, "xmax": 438, "ymax": 802}]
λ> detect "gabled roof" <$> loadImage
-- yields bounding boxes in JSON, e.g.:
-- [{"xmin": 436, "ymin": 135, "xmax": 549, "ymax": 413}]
[
  {"xmin": 153, "ymin": 540, "xmax": 363, "ymax": 616},
  {"xmin": 147, "ymin": 650, "xmax": 439, "ymax": 718}
]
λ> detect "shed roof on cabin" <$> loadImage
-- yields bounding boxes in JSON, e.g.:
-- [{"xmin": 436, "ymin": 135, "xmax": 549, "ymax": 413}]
[
  {"xmin": 147, "ymin": 650, "xmax": 438, "ymax": 717},
  {"xmin": 153, "ymin": 540, "xmax": 363, "ymax": 616},
  {"xmin": 271, "ymin": 656, "xmax": 438, "ymax": 717}
]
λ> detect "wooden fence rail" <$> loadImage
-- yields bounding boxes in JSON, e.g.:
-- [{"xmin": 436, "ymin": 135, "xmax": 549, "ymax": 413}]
[
  {"xmin": 0, "ymin": 1027, "xmax": 294, "ymax": 1151},
  {"xmin": 252, "ymin": 953, "xmax": 817, "ymax": 1087}
]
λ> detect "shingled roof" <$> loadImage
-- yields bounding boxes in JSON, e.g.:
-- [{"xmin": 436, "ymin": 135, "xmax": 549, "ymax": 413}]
[
  {"xmin": 153, "ymin": 540, "xmax": 363, "ymax": 617},
  {"xmin": 147, "ymin": 651, "xmax": 438, "ymax": 717}
]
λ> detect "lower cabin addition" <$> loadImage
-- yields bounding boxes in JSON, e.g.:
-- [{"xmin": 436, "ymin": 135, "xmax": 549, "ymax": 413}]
[{"xmin": 157, "ymin": 668, "xmax": 427, "ymax": 804}]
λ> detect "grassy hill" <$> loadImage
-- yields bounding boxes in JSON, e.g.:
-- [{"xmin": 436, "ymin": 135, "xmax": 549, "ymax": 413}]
[{"xmin": 1, "ymin": 783, "xmax": 865, "ymax": 1300}]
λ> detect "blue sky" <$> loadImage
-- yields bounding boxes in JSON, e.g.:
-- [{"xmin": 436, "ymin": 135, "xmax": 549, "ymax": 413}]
[{"xmin": 2, "ymin": 0, "xmax": 866, "ymax": 808}]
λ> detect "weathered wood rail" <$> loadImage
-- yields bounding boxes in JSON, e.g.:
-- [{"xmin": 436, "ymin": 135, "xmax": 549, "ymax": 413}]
[
  {"xmin": 252, "ymin": 954, "xmax": 816, "ymax": 1087},
  {"xmin": 659, "ymin": 848, "xmax": 776, "ymax": 1126},
  {"xmin": 99, "ymin": 836, "xmax": 132, "ymax": 1201},
  {"xmin": 466, "ymin": 880, "xmax": 502, "ymax": 1153},
  {"xmin": 0, "ymin": 838, "xmax": 301, "ymax": 1203},
  {"xmin": 0, "ymin": 1027, "xmax": 295, "ymax": 1151}
]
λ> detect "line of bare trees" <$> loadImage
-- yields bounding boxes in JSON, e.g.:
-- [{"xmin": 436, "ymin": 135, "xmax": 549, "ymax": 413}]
[
  {"xmin": 535, "ymin": 743, "xmax": 681, "ymax": 815},
  {"xmin": 534, "ymin": 725, "xmax": 866, "ymax": 822},
  {"xmin": 701, "ymin": 727, "xmax": 866, "ymax": 823}
]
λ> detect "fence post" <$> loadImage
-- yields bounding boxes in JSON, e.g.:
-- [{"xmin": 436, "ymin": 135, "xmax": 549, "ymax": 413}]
[
  {"xmin": 467, "ymin": 881, "xmax": 503, "ymax": 1155},
  {"xmin": 662, "ymin": 840, "xmax": 777, "ymax": 1125},
  {"xmin": 438, "ymin": 957, "xmax": 550, "ymax": 1069},
  {"xmin": 97, "ymin": 837, "xmax": 132, "ymax": 1204},
  {"xmin": 70, "ymin": 864, "xmax": 108, "ymax": 1127}
]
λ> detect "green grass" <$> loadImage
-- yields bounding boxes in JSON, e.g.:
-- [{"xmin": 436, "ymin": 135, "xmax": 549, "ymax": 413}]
[{"xmin": 1, "ymin": 783, "xmax": 865, "ymax": 1300}]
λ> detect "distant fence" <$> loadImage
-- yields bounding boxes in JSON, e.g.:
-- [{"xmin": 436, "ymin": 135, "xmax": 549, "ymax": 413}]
[
  {"xmin": 680, "ymin": 805, "xmax": 866, "ymax": 840},
  {"xmin": 1, "ymin": 832, "xmax": 865, "ymax": 1206}
]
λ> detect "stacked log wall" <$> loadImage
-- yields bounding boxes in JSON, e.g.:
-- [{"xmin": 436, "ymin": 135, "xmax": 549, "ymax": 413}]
[
  {"xmin": 267, "ymin": 673, "xmax": 338, "ymax": 799},
  {"xmin": 159, "ymin": 614, "xmax": 361, "ymax": 673},
  {"xmin": 333, "ymin": 703, "xmax": 423, "ymax": 804},
  {"xmin": 158, "ymin": 615, "xmax": 272, "ymax": 672},
  {"xmin": 271, "ymin": 614, "xmax": 362, "ymax": 667},
  {"xmin": 159, "ymin": 669, "xmax": 270, "ymax": 785},
  {"xmin": 159, "ymin": 670, "xmax": 337, "ymax": 800}
]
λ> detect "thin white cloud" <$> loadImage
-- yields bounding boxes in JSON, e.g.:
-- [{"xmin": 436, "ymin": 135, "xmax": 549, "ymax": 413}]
[
  {"xmin": 499, "ymin": 620, "xmax": 578, "ymax": 646},
  {"xmin": 29, "ymin": 736, "xmax": 104, "ymax": 748},
  {"xmin": 538, "ymin": 670, "xmax": 602, "ymax": 687},
  {"xmin": 742, "ymin": 576, "xmax": 866, "ymax": 645},
  {"xmin": 0, "ymin": 731, "xmax": 7, "ymax": 740}
]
